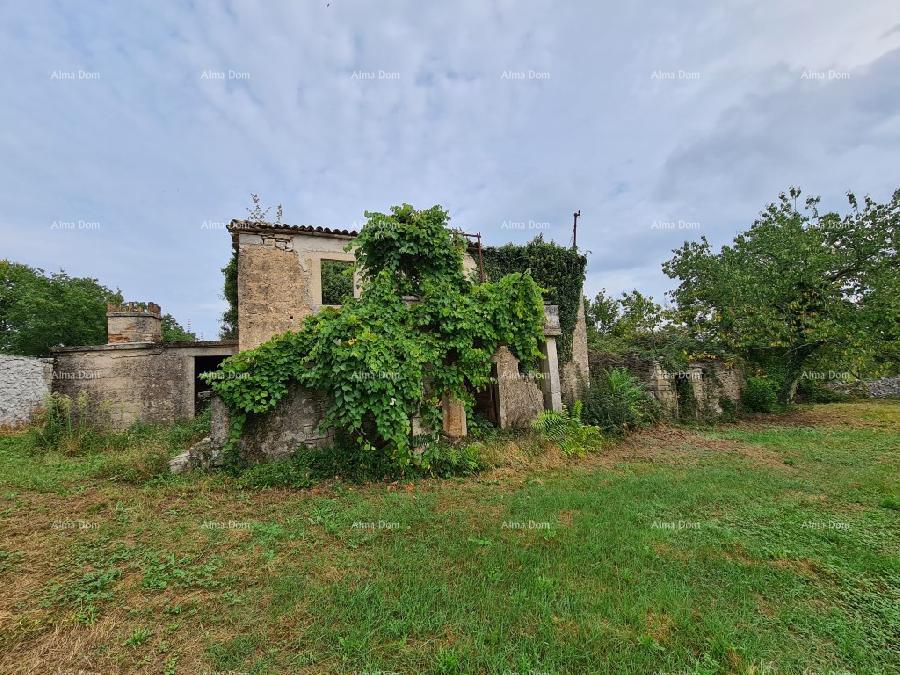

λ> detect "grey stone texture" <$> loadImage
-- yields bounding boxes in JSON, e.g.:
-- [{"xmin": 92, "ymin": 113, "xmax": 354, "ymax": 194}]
[
  {"xmin": 588, "ymin": 351, "xmax": 743, "ymax": 419},
  {"xmin": 865, "ymin": 376, "xmax": 900, "ymax": 398},
  {"xmin": 51, "ymin": 341, "xmax": 236, "ymax": 429},
  {"xmin": 0, "ymin": 355, "xmax": 53, "ymax": 427},
  {"xmin": 560, "ymin": 299, "xmax": 590, "ymax": 405}
]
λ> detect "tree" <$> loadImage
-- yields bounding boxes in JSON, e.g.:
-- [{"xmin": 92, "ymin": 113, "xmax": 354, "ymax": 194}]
[
  {"xmin": 663, "ymin": 187, "xmax": 899, "ymax": 403},
  {"xmin": 220, "ymin": 194, "xmax": 283, "ymax": 340},
  {"xmin": 587, "ymin": 289, "xmax": 663, "ymax": 338},
  {"xmin": 161, "ymin": 314, "xmax": 196, "ymax": 342},
  {"xmin": 0, "ymin": 261, "xmax": 123, "ymax": 356}
]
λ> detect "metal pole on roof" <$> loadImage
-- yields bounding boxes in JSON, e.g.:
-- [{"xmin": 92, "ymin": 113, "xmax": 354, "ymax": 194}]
[
  {"xmin": 477, "ymin": 233, "xmax": 485, "ymax": 283},
  {"xmin": 572, "ymin": 210, "xmax": 581, "ymax": 249}
]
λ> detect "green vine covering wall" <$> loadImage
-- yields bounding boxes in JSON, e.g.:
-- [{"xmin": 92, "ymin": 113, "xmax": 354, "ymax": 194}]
[
  {"xmin": 481, "ymin": 235, "xmax": 587, "ymax": 362},
  {"xmin": 204, "ymin": 204, "xmax": 546, "ymax": 468}
]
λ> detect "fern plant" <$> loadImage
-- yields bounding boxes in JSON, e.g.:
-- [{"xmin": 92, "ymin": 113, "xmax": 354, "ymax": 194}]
[{"xmin": 531, "ymin": 401, "xmax": 602, "ymax": 456}]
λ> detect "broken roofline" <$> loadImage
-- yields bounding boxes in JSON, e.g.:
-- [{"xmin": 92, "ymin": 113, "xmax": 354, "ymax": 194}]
[
  {"xmin": 228, "ymin": 219, "xmax": 358, "ymax": 238},
  {"xmin": 227, "ymin": 219, "xmax": 484, "ymax": 251}
]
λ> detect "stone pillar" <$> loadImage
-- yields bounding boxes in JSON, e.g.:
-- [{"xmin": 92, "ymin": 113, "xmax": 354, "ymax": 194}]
[
  {"xmin": 541, "ymin": 337, "xmax": 563, "ymax": 412},
  {"xmin": 441, "ymin": 393, "xmax": 467, "ymax": 438},
  {"xmin": 541, "ymin": 305, "xmax": 563, "ymax": 412}
]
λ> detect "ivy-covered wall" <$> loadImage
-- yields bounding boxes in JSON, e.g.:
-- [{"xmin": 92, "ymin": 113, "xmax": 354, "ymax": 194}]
[{"xmin": 482, "ymin": 236, "xmax": 587, "ymax": 363}]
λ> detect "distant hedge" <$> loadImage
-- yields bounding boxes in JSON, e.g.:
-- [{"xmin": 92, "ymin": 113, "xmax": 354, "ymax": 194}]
[{"xmin": 482, "ymin": 236, "xmax": 587, "ymax": 362}]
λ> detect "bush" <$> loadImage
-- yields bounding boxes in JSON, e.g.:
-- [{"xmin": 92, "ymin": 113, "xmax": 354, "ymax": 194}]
[
  {"xmin": 741, "ymin": 377, "xmax": 779, "ymax": 412},
  {"xmin": 582, "ymin": 368, "xmax": 660, "ymax": 434},
  {"xmin": 531, "ymin": 401, "xmax": 602, "ymax": 456},
  {"xmin": 795, "ymin": 377, "xmax": 852, "ymax": 403},
  {"xmin": 28, "ymin": 393, "xmax": 117, "ymax": 455},
  {"xmin": 27, "ymin": 397, "xmax": 211, "ymax": 483}
]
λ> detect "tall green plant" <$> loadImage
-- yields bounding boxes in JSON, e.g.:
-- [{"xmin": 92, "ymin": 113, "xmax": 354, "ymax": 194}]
[
  {"xmin": 482, "ymin": 235, "xmax": 587, "ymax": 362},
  {"xmin": 664, "ymin": 188, "xmax": 899, "ymax": 403},
  {"xmin": 206, "ymin": 204, "xmax": 546, "ymax": 468}
]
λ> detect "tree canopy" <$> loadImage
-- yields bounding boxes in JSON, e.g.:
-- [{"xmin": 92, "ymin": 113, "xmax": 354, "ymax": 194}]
[
  {"xmin": 663, "ymin": 187, "xmax": 899, "ymax": 402},
  {"xmin": 0, "ymin": 261, "xmax": 122, "ymax": 356}
]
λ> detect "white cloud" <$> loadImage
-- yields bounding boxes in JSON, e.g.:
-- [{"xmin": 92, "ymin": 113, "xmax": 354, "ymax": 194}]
[{"xmin": 0, "ymin": 0, "xmax": 897, "ymax": 335}]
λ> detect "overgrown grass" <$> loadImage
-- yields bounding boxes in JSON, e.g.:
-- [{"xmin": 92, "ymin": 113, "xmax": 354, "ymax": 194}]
[{"xmin": 0, "ymin": 401, "xmax": 897, "ymax": 673}]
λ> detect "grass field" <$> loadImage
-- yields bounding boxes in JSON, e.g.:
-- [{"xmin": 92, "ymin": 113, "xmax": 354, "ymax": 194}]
[{"xmin": 1, "ymin": 402, "xmax": 898, "ymax": 673}]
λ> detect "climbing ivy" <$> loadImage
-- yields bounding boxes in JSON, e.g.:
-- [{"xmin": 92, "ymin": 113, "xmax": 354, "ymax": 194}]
[
  {"xmin": 204, "ymin": 204, "xmax": 546, "ymax": 468},
  {"xmin": 481, "ymin": 235, "xmax": 587, "ymax": 362}
]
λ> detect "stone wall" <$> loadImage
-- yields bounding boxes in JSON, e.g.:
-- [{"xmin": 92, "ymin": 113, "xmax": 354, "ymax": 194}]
[
  {"xmin": 210, "ymin": 385, "xmax": 332, "ymax": 463},
  {"xmin": 0, "ymin": 355, "xmax": 53, "ymax": 427},
  {"xmin": 236, "ymin": 228, "xmax": 480, "ymax": 351},
  {"xmin": 51, "ymin": 342, "xmax": 236, "ymax": 429},
  {"xmin": 560, "ymin": 298, "xmax": 590, "ymax": 405},
  {"xmin": 588, "ymin": 351, "xmax": 743, "ymax": 419},
  {"xmin": 685, "ymin": 360, "xmax": 744, "ymax": 417},
  {"xmin": 493, "ymin": 346, "xmax": 545, "ymax": 428},
  {"xmin": 864, "ymin": 376, "xmax": 900, "ymax": 398}
]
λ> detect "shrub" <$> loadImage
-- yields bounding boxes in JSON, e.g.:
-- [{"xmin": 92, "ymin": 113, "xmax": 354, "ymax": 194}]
[
  {"xmin": 741, "ymin": 377, "xmax": 779, "ymax": 412},
  {"xmin": 420, "ymin": 441, "xmax": 482, "ymax": 477},
  {"xmin": 531, "ymin": 401, "xmax": 602, "ymax": 456},
  {"xmin": 28, "ymin": 393, "xmax": 115, "ymax": 455},
  {"xmin": 582, "ymin": 368, "xmax": 660, "ymax": 434},
  {"xmin": 795, "ymin": 377, "xmax": 852, "ymax": 403},
  {"xmin": 27, "ymin": 397, "xmax": 211, "ymax": 483}
]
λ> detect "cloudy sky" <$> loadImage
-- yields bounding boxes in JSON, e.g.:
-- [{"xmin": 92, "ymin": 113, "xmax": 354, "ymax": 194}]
[{"xmin": 1, "ymin": 1, "xmax": 898, "ymax": 338}]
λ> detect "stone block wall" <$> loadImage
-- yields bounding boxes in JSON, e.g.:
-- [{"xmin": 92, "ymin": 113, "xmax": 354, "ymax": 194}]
[
  {"xmin": 51, "ymin": 342, "xmax": 236, "ymax": 429},
  {"xmin": 588, "ymin": 351, "xmax": 743, "ymax": 419},
  {"xmin": 210, "ymin": 385, "xmax": 332, "ymax": 463},
  {"xmin": 560, "ymin": 299, "xmax": 590, "ymax": 405},
  {"xmin": 0, "ymin": 355, "xmax": 53, "ymax": 427},
  {"xmin": 493, "ymin": 346, "xmax": 545, "ymax": 428}
]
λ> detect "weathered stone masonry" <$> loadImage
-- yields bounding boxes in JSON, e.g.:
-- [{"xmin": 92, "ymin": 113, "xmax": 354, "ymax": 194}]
[
  {"xmin": 51, "ymin": 303, "xmax": 236, "ymax": 429},
  {"xmin": 0, "ymin": 355, "xmax": 53, "ymax": 427}
]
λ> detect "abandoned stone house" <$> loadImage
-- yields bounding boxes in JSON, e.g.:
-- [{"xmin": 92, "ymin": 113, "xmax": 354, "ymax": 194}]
[
  {"xmin": 210, "ymin": 219, "xmax": 591, "ymax": 461},
  {"xmin": 0, "ymin": 215, "xmax": 753, "ymax": 451},
  {"xmin": 51, "ymin": 303, "xmax": 236, "ymax": 428},
  {"xmin": 29, "ymin": 220, "xmax": 589, "ymax": 449}
]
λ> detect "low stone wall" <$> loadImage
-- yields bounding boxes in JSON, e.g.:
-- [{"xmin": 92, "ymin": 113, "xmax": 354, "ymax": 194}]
[
  {"xmin": 0, "ymin": 355, "xmax": 53, "ymax": 427},
  {"xmin": 588, "ymin": 351, "xmax": 743, "ymax": 419},
  {"xmin": 825, "ymin": 375, "xmax": 900, "ymax": 399},
  {"xmin": 865, "ymin": 376, "xmax": 900, "ymax": 398},
  {"xmin": 51, "ymin": 341, "xmax": 236, "ymax": 429}
]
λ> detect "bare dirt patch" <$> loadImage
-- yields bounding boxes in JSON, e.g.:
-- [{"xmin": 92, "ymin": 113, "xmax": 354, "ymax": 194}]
[
  {"xmin": 733, "ymin": 402, "xmax": 900, "ymax": 431},
  {"xmin": 592, "ymin": 425, "xmax": 790, "ymax": 470}
]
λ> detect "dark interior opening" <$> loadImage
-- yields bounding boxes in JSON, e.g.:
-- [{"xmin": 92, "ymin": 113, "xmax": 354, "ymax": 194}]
[
  {"xmin": 194, "ymin": 355, "xmax": 228, "ymax": 414},
  {"xmin": 473, "ymin": 362, "xmax": 501, "ymax": 426}
]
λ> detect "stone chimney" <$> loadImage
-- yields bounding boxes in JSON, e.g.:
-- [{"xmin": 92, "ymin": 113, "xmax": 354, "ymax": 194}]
[{"xmin": 107, "ymin": 302, "xmax": 162, "ymax": 344}]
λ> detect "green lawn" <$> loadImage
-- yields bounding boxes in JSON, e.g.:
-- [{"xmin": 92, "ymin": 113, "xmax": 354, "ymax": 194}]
[{"xmin": 1, "ymin": 402, "xmax": 898, "ymax": 673}]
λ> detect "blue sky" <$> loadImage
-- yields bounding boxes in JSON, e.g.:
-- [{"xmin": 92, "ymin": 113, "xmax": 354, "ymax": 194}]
[{"xmin": 1, "ymin": 0, "xmax": 898, "ymax": 338}]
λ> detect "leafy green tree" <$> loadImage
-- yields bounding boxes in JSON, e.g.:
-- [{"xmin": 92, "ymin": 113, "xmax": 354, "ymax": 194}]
[
  {"xmin": 320, "ymin": 260, "xmax": 355, "ymax": 305},
  {"xmin": 0, "ymin": 261, "xmax": 122, "ymax": 356},
  {"xmin": 161, "ymin": 314, "xmax": 196, "ymax": 342},
  {"xmin": 588, "ymin": 289, "xmax": 663, "ymax": 339},
  {"xmin": 663, "ymin": 187, "xmax": 899, "ymax": 403}
]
